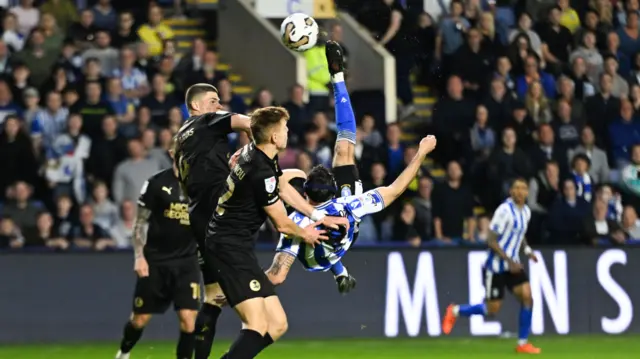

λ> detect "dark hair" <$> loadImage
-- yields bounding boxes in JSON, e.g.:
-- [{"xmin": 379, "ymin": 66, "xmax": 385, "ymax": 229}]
[
  {"xmin": 304, "ymin": 165, "xmax": 337, "ymax": 203},
  {"xmin": 185, "ymin": 83, "xmax": 218, "ymax": 112},
  {"xmin": 510, "ymin": 177, "xmax": 528, "ymax": 188},
  {"xmin": 250, "ymin": 106, "xmax": 289, "ymax": 144},
  {"xmin": 571, "ymin": 153, "xmax": 591, "ymax": 168}
]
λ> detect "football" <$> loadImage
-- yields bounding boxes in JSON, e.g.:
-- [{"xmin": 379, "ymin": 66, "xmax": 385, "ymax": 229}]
[{"xmin": 280, "ymin": 13, "xmax": 319, "ymax": 52}]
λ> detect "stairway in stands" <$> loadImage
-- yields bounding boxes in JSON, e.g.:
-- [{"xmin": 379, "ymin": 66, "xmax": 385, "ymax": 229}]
[{"xmin": 166, "ymin": 16, "xmax": 255, "ymax": 106}]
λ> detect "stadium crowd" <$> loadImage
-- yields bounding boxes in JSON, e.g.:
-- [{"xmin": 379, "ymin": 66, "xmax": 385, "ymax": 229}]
[{"xmin": 2, "ymin": 0, "xmax": 640, "ymax": 252}]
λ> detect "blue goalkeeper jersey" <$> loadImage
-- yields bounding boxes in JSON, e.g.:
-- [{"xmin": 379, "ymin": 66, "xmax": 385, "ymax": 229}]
[{"xmin": 276, "ymin": 189, "xmax": 385, "ymax": 271}]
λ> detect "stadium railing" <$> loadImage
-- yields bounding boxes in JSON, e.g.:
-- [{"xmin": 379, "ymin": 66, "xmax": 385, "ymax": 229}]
[
  {"xmin": 337, "ymin": 10, "xmax": 397, "ymax": 123},
  {"xmin": 217, "ymin": 0, "xmax": 307, "ymax": 102}
]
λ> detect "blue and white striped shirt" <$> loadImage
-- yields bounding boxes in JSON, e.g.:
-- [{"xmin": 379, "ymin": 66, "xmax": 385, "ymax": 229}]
[
  {"xmin": 484, "ymin": 198, "xmax": 531, "ymax": 273},
  {"xmin": 276, "ymin": 189, "xmax": 385, "ymax": 272},
  {"xmin": 30, "ymin": 108, "xmax": 69, "ymax": 150}
]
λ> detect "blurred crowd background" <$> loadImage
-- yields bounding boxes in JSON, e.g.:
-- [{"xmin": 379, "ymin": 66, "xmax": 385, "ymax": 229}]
[{"xmin": 2, "ymin": 0, "xmax": 640, "ymax": 252}]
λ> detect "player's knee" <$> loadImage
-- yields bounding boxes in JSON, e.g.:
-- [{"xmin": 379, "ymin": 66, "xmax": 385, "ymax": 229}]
[
  {"xmin": 485, "ymin": 301, "xmax": 502, "ymax": 316},
  {"xmin": 268, "ymin": 313, "xmax": 288, "ymax": 339},
  {"xmin": 130, "ymin": 314, "xmax": 152, "ymax": 328},
  {"xmin": 178, "ymin": 310, "xmax": 197, "ymax": 333}
]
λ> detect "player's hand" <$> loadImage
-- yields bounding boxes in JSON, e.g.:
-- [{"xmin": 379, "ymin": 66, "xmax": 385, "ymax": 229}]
[
  {"xmin": 508, "ymin": 260, "xmax": 523, "ymax": 273},
  {"xmin": 228, "ymin": 148, "xmax": 242, "ymax": 169},
  {"xmin": 319, "ymin": 215, "xmax": 350, "ymax": 231},
  {"xmin": 134, "ymin": 257, "xmax": 149, "ymax": 277},
  {"xmin": 418, "ymin": 135, "xmax": 437, "ymax": 156},
  {"xmin": 336, "ymin": 274, "xmax": 357, "ymax": 294},
  {"xmin": 302, "ymin": 221, "xmax": 328, "ymax": 247}
]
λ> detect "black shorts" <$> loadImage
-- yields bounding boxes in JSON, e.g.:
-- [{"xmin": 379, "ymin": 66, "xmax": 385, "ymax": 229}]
[
  {"xmin": 333, "ymin": 165, "xmax": 362, "ymax": 198},
  {"xmin": 206, "ymin": 243, "xmax": 275, "ymax": 308},
  {"xmin": 483, "ymin": 269, "xmax": 529, "ymax": 301},
  {"xmin": 189, "ymin": 202, "xmax": 220, "ymax": 286},
  {"xmin": 132, "ymin": 259, "xmax": 201, "ymax": 314}
]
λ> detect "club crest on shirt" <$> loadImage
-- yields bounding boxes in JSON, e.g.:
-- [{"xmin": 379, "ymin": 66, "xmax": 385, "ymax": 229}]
[
  {"xmin": 264, "ymin": 176, "xmax": 277, "ymax": 193},
  {"xmin": 341, "ymin": 184, "xmax": 352, "ymax": 197}
]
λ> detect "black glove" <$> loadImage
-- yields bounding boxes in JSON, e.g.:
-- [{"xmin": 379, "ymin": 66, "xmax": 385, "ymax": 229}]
[{"xmin": 335, "ymin": 274, "xmax": 357, "ymax": 294}]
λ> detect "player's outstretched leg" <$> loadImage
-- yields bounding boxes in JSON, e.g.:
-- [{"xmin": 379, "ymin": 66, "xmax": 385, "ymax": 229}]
[
  {"xmin": 513, "ymin": 283, "xmax": 541, "ymax": 354},
  {"xmin": 442, "ymin": 303, "xmax": 487, "ymax": 335},
  {"xmin": 115, "ymin": 316, "xmax": 148, "ymax": 359},
  {"xmin": 194, "ymin": 284, "xmax": 224, "ymax": 359},
  {"xmin": 326, "ymin": 40, "xmax": 356, "ymax": 147}
]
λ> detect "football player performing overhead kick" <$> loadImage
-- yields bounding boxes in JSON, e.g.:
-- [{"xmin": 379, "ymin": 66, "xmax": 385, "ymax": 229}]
[
  {"xmin": 264, "ymin": 41, "xmax": 437, "ymax": 294},
  {"xmin": 442, "ymin": 178, "xmax": 541, "ymax": 354},
  {"xmin": 174, "ymin": 84, "xmax": 347, "ymax": 359}
]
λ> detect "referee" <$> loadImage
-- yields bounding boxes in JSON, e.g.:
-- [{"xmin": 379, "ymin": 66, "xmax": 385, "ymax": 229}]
[{"xmin": 115, "ymin": 150, "xmax": 199, "ymax": 359}]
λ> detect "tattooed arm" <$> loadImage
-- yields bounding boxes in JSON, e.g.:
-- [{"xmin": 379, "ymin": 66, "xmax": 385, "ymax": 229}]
[
  {"xmin": 265, "ymin": 252, "xmax": 296, "ymax": 286},
  {"xmin": 133, "ymin": 206, "xmax": 152, "ymax": 277}
]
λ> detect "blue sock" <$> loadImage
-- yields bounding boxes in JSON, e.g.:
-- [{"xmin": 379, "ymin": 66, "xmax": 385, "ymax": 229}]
[
  {"xmin": 330, "ymin": 261, "xmax": 347, "ymax": 276},
  {"xmin": 332, "ymin": 75, "xmax": 356, "ymax": 144},
  {"xmin": 457, "ymin": 303, "xmax": 486, "ymax": 317},
  {"xmin": 518, "ymin": 307, "xmax": 532, "ymax": 343}
]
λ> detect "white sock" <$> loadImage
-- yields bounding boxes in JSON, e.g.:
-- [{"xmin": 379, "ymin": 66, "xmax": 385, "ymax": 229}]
[
  {"xmin": 518, "ymin": 339, "xmax": 528, "ymax": 346},
  {"xmin": 331, "ymin": 72, "xmax": 344, "ymax": 83},
  {"xmin": 452, "ymin": 305, "xmax": 460, "ymax": 317}
]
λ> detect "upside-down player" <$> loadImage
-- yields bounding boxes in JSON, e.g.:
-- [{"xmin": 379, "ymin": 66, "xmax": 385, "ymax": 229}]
[
  {"xmin": 115, "ymin": 150, "xmax": 199, "ymax": 359},
  {"xmin": 264, "ymin": 41, "xmax": 437, "ymax": 293},
  {"xmin": 442, "ymin": 178, "xmax": 541, "ymax": 354}
]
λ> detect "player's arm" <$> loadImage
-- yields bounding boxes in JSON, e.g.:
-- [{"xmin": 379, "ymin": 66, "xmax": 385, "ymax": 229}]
[
  {"xmin": 230, "ymin": 114, "xmax": 253, "ymax": 139},
  {"xmin": 264, "ymin": 200, "xmax": 326, "ymax": 246},
  {"xmin": 486, "ymin": 206, "xmax": 520, "ymax": 270},
  {"xmin": 521, "ymin": 237, "xmax": 538, "ymax": 262},
  {"xmin": 265, "ymin": 252, "xmax": 296, "ymax": 286},
  {"xmin": 133, "ymin": 179, "xmax": 156, "ymax": 277}
]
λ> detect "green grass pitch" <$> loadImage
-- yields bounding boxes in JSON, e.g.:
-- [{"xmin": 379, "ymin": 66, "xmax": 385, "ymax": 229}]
[{"xmin": 0, "ymin": 336, "xmax": 637, "ymax": 359}]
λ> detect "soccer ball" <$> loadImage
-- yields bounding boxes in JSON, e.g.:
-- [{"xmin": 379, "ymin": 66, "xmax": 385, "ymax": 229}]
[{"xmin": 280, "ymin": 13, "xmax": 319, "ymax": 52}]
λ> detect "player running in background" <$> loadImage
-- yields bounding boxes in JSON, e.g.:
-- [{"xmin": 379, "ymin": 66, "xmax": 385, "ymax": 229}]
[
  {"xmin": 115, "ymin": 152, "xmax": 199, "ymax": 359},
  {"xmin": 265, "ymin": 41, "xmax": 437, "ymax": 293},
  {"xmin": 442, "ymin": 178, "xmax": 541, "ymax": 354}
]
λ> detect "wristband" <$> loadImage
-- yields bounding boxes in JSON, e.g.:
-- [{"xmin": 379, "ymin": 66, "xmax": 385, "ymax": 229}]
[
  {"xmin": 524, "ymin": 246, "xmax": 533, "ymax": 256},
  {"xmin": 310, "ymin": 209, "xmax": 326, "ymax": 222}
]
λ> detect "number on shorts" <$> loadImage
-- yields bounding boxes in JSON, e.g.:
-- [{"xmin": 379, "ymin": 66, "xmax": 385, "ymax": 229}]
[
  {"xmin": 215, "ymin": 176, "xmax": 236, "ymax": 216},
  {"xmin": 190, "ymin": 282, "xmax": 200, "ymax": 300}
]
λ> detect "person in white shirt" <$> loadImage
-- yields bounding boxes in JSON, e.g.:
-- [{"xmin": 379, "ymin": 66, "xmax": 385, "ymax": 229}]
[
  {"xmin": 9, "ymin": 0, "xmax": 40, "ymax": 36},
  {"xmin": 2, "ymin": 12, "xmax": 25, "ymax": 52}
]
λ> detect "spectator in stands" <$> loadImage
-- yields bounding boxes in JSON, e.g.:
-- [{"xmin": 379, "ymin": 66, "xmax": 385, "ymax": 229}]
[
  {"xmin": 567, "ymin": 126, "xmax": 610, "ymax": 184},
  {"xmin": 552, "ymin": 99, "xmax": 581, "ymax": 149},
  {"xmin": 69, "ymin": 9, "xmax": 97, "ymax": 51},
  {"xmin": 86, "ymin": 116, "xmax": 127, "ymax": 189},
  {"xmin": 10, "ymin": 0, "xmax": 39, "ymax": 36},
  {"xmin": 106, "ymin": 77, "xmax": 134, "ymax": 125},
  {"xmin": 381, "ymin": 122, "xmax": 404, "ymax": 178},
  {"xmin": 528, "ymin": 160, "xmax": 561, "ymax": 213},
  {"xmin": 393, "ymin": 202, "xmax": 421, "ymax": 247},
  {"xmin": 40, "ymin": 0, "xmax": 78, "ymax": 32},
  {"xmin": 411, "ymin": 176, "xmax": 434, "ymax": 242},
  {"xmin": 41, "ymin": 67, "xmax": 70, "ymax": 100},
  {"xmin": 167, "ymin": 107, "xmax": 183, "ymax": 133},
  {"xmin": 621, "ymin": 144, "xmax": 640, "ymax": 196},
  {"xmin": 415, "ymin": 12, "xmax": 436, "ymax": 87},
  {"xmin": 52, "ymin": 194, "xmax": 74, "ymax": 239},
  {"xmin": 506, "ymin": 101, "xmax": 536, "ymax": 151},
  {"xmin": 141, "ymin": 74, "xmax": 178, "ymax": 128},
  {"xmin": 113, "ymin": 47, "xmax": 149, "ymax": 104},
  {"xmin": 486, "ymin": 127, "xmax": 532, "ymax": 208},
  {"xmin": 629, "ymin": 57, "xmax": 640, "ymax": 88},
  {"xmin": 28, "ymin": 211, "xmax": 68, "ymax": 249},
  {"xmin": 609, "ymin": 99, "xmax": 640, "ymax": 168},
  {"xmin": 79, "ymin": 57, "xmax": 106, "ymax": 90},
  {"xmin": 0, "ymin": 217, "xmax": 23, "ymax": 249},
  {"xmin": 2, "ymin": 13, "xmax": 25, "ymax": 52},
  {"xmin": 0, "ymin": 115, "xmax": 38, "ymax": 197},
  {"xmin": 250, "ymin": 88, "xmax": 276, "ymax": 110},
  {"xmin": 0, "ymin": 79, "xmax": 23, "ymax": 122},
  {"xmin": 217, "ymin": 78, "xmax": 246, "ymax": 117},
  {"xmin": 558, "ymin": 0, "xmax": 581, "ymax": 33},
  {"xmin": 40, "ymin": 12, "xmax": 64, "ymax": 52},
  {"xmin": 282, "ymin": 83, "xmax": 309, "ymax": 142},
  {"xmin": 596, "ymin": 184, "xmax": 623, "ymax": 222},
  {"xmin": 616, "ymin": 0, "xmax": 638, "ymax": 26},
  {"xmin": 72, "ymin": 81, "xmax": 113, "ymax": 141},
  {"xmin": 469, "ymin": 104, "xmax": 495, "ymax": 163},
  {"xmin": 90, "ymin": 181, "xmax": 118, "ymax": 229},
  {"xmin": 30, "ymin": 91, "xmax": 68, "ymax": 153},
  {"xmin": 582, "ymin": 199, "xmax": 627, "ymax": 245},
  {"xmin": 354, "ymin": 128, "xmax": 379, "ymax": 180},
  {"xmin": 509, "ymin": 12, "xmax": 542, "ymax": 57},
  {"xmin": 548, "ymin": 179, "xmax": 589, "ymax": 244},
  {"xmin": 111, "ymin": 11, "xmax": 138, "ymax": 49},
  {"xmin": 616, "ymin": 10, "xmax": 640, "ymax": 60},
  {"xmin": 46, "ymin": 113, "xmax": 90, "ymax": 203},
  {"xmin": 186, "ymin": 50, "xmax": 226, "ymax": 88},
  {"xmin": 112, "ymin": 138, "xmax": 161, "ymax": 204},
  {"xmin": 483, "ymin": 77, "xmax": 513, "ymax": 128},
  {"xmin": 69, "ymin": 204, "xmax": 115, "ymax": 251},
  {"xmin": 21, "ymin": 87, "xmax": 40, "ymax": 125},
  {"xmin": 525, "ymin": 81, "xmax": 553, "ymax": 125},
  {"xmin": 304, "ymin": 41, "xmax": 331, "ymax": 112},
  {"xmin": 0, "ymin": 40, "xmax": 15, "ymax": 77},
  {"xmin": 516, "ymin": 54, "xmax": 556, "ymax": 99},
  {"xmin": 436, "ymin": 0, "xmax": 470, "ymax": 78},
  {"xmin": 57, "ymin": 40, "xmax": 82, "ymax": 82},
  {"xmin": 608, "ymin": 31, "xmax": 631, "ymax": 77},
  {"xmin": 575, "ymin": 9, "xmax": 608, "ymax": 51},
  {"xmin": 452, "ymin": 28, "xmax": 493, "ymax": 98},
  {"xmin": 175, "ymin": 37, "xmax": 205, "ymax": 76},
  {"xmin": 586, "ymin": 73, "xmax": 620, "ymax": 149},
  {"xmin": 556, "ymin": 75, "xmax": 585, "ymax": 122},
  {"xmin": 601, "ymin": 55, "xmax": 630, "ymax": 99},
  {"xmin": 2, "ymin": 181, "xmax": 42, "ymax": 230},
  {"xmin": 537, "ymin": 5, "xmax": 573, "ymax": 76},
  {"xmin": 570, "ymin": 154, "xmax": 593, "ymax": 202},
  {"xmin": 529, "ymin": 124, "xmax": 567, "ymax": 174},
  {"xmin": 15, "ymin": 28, "xmax": 58, "ymax": 88},
  {"xmin": 141, "ymin": 128, "xmax": 171, "ymax": 169},
  {"xmin": 432, "ymin": 75, "xmax": 475, "ymax": 165},
  {"xmin": 92, "ymin": 0, "xmax": 117, "ymax": 32},
  {"xmin": 134, "ymin": 42, "xmax": 153, "ymax": 76},
  {"xmin": 508, "ymin": 32, "xmax": 536, "ymax": 76},
  {"xmin": 433, "ymin": 160, "xmax": 475, "ymax": 243},
  {"xmin": 622, "ymin": 205, "xmax": 640, "ymax": 238},
  {"xmin": 83, "ymin": 30, "xmax": 118, "ymax": 76},
  {"xmin": 569, "ymin": 56, "xmax": 596, "ymax": 100},
  {"xmin": 138, "ymin": 5, "xmax": 174, "ymax": 57},
  {"xmin": 478, "ymin": 11, "xmax": 503, "ymax": 56},
  {"xmin": 360, "ymin": 114, "xmax": 384, "ymax": 148},
  {"xmin": 570, "ymin": 31, "xmax": 603, "ymax": 82},
  {"xmin": 110, "ymin": 199, "xmax": 135, "ymax": 248}
]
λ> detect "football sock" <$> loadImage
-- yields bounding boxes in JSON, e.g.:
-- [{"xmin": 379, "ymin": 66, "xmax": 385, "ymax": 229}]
[
  {"xmin": 331, "ymin": 73, "xmax": 356, "ymax": 144},
  {"xmin": 119, "ymin": 321, "xmax": 144, "ymax": 353},
  {"xmin": 518, "ymin": 306, "xmax": 533, "ymax": 345},
  {"xmin": 256, "ymin": 333, "xmax": 275, "ymax": 355},
  {"xmin": 225, "ymin": 329, "xmax": 265, "ymax": 359},
  {"xmin": 330, "ymin": 261, "xmax": 348, "ymax": 276},
  {"xmin": 176, "ymin": 330, "xmax": 196, "ymax": 359},
  {"xmin": 457, "ymin": 303, "xmax": 487, "ymax": 317},
  {"xmin": 194, "ymin": 303, "xmax": 222, "ymax": 359}
]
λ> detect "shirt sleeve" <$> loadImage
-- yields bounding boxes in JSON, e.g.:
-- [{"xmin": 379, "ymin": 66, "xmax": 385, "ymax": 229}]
[
  {"xmin": 137, "ymin": 178, "xmax": 157, "ymax": 209},
  {"xmin": 206, "ymin": 111, "xmax": 234, "ymax": 134},
  {"xmin": 337, "ymin": 189, "xmax": 385, "ymax": 219},
  {"xmin": 276, "ymin": 214, "xmax": 308, "ymax": 256},
  {"xmin": 489, "ymin": 204, "xmax": 511, "ymax": 236},
  {"xmin": 252, "ymin": 167, "xmax": 280, "ymax": 207}
]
